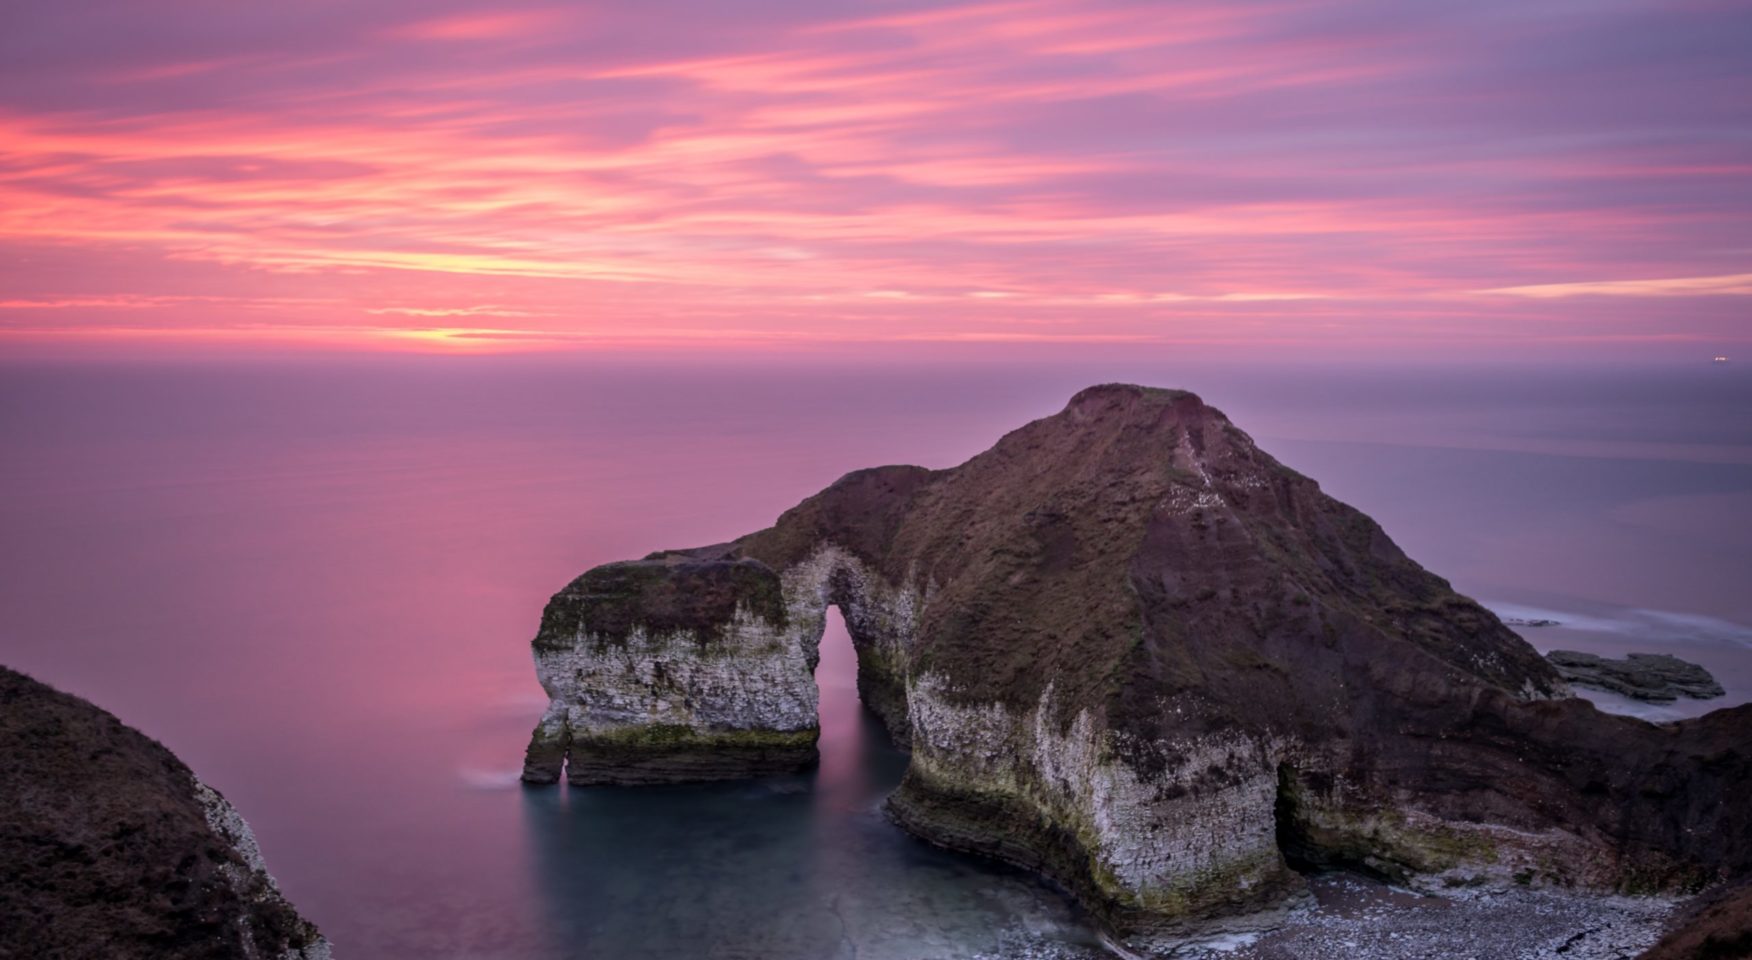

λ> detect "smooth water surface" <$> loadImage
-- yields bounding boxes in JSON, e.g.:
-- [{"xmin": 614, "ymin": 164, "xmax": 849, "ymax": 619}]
[{"xmin": 2, "ymin": 358, "xmax": 1748, "ymax": 957}]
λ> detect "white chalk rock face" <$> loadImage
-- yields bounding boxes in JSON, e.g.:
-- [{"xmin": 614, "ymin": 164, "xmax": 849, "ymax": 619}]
[
  {"xmin": 195, "ymin": 781, "xmax": 336, "ymax": 960},
  {"xmin": 519, "ymin": 537, "xmax": 1294, "ymax": 947},
  {"xmin": 890, "ymin": 674, "xmax": 1302, "ymax": 945},
  {"xmin": 523, "ymin": 556, "xmax": 818, "ymax": 784},
  {"xmin": 522, "ymin": 546, "xmax": 919, "ymax": 784}
]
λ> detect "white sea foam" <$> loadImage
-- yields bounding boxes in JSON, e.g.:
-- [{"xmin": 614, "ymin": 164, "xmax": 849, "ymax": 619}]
[
  {"xmin": 1631, "ymin": 608, "xmax": 1752, "ymax": 646},
  {"xmin": 458, "ymin": 766, "xmax": 525, "ymax": 789},
  {"xmin": 491, "ymin": 689, "xmax": 554, "ymax": 717},
  {"xmin": 1485, "ymin": 602, "xmax": 1752, "ymax": 648},
  {"xmin": 1567, "ymin": 688, "xmax": 1692, "ymax": 723}
]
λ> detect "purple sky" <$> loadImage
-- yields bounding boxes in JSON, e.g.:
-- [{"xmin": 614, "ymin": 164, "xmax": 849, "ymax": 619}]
[{"xmin": 1, "ymin": 0, "xmax": 1748, "ymax": 357}]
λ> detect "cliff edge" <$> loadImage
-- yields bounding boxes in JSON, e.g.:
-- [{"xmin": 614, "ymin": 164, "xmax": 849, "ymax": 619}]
[{"xmin": 0, "ymin": 666, "xmax": 330, "ymax": 960}]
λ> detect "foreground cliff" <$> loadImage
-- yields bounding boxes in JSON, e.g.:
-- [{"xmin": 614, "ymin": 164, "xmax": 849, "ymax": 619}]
[
  {"xmin": 0, "ymin": 666, "xmax": 330, "ymax": 960},
  {"xmin": 522, "ymin": 384, "xmax": 1751, "ymax": 950}
]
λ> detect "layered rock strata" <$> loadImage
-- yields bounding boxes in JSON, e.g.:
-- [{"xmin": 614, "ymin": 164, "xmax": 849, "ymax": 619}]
[
  {"xmin": 522, "ymin": 384, "xmax": 1752, "ymax": 950},
  {"xmin": 0, "ymin": 665, "xmax": 330, "ymax": 960}
]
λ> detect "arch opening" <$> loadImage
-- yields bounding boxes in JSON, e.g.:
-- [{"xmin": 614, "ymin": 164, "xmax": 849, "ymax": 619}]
[{"xmin": 814, "ymin": 568, "xmax": 911, "ymax": 749}]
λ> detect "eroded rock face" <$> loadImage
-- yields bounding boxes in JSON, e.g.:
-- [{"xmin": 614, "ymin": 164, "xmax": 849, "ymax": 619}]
[
  {"xmin": 0, "ymin": 665, "xmax": 330, "ymax": 960},
  {"xmin": 1548, "ymin": 649, "xmax": 1726, "ymax": 702},
  {"xmin": 522, "ymin": 384, "xmax": 1752, "ymax": 950},
  {"xmin": 524, "ymin": 546, "xmax": 919, "ymax": 784}
]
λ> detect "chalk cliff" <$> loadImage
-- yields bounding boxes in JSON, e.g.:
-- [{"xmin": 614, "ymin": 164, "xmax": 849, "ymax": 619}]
[
  {"xmin": 0, "ymin": 666, "xmax": 330, "ymax": 960},
  {"xmin": 522, "ymin": 384, "xmax": 1751, "ymax": 950}
]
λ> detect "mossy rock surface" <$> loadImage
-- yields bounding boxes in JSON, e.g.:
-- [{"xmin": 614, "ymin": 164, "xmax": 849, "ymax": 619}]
[
  {"xmin": 566, "ymin": 725, "xmax": 819, "ymax": 785},
  {"xmin": 536, "ymin": 557, "xmax": 787, "ymax": 651}
]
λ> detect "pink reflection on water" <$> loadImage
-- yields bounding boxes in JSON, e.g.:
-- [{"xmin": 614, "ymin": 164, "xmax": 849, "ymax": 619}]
[
  {"xmin": 1, "ymin": 358, "xmax": 1748, "ymax": 956},
  {"xmin": 814, "ymin": 609, "xmax": 879, "ymax": 807}
]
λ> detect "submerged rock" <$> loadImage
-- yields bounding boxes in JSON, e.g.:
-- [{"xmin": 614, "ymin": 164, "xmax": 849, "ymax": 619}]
[
  {"xmin": 522, "ymin": 384, "xmax": 1752, "ymax": 952},
  {"xmin": 1547, "ymin": 649, "xmax": 1726, "ymax": 703},
  {"xmin": 0, "ymin": 665, "xmax": 330, "ymax": 960}
]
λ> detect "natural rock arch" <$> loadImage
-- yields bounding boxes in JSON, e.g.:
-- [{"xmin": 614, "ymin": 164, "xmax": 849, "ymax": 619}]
[
  {"xmin": 521, "ymin": 385, "xmax": 1752, "ymax": 950},
  {"xmin": 521, "ymin": 543, "xmax": 916, "ymax": 785}
]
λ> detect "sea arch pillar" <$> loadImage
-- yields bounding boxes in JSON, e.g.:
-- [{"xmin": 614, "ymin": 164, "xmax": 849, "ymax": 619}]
[
  {"xmin": 786, "ymin": 544, "xmax": 919, "ymax": 747},
  {"xmin": 520, "ymin": 545, "xmax": 916, "ymax": 786}
]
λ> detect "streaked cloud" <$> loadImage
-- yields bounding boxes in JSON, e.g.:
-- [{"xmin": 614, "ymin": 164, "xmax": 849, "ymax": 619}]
[
  {"xmin": 1480, "ymin": 273, "xmax": 1752, "ymax": 299},
  {"xmin": 393, "ymin": 10, "xmax": 573, "ymax": 42},
  {"xmin": 0, "ymin": 0, "xmax": 1747, "ymax": 354}
]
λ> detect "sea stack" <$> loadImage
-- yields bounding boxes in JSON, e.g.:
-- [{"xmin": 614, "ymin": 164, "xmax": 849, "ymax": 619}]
[
  {"xmin": 0, "ymin": 666, "xmax": 330, "ymax": 960},
  {"xmin": 522, "ymin": 384, "xmax": 1751, "ymax": 950}
]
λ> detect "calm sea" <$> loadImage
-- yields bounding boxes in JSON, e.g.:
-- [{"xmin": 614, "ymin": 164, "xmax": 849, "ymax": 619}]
[{"xmin": 2, "ymin": 357, "xmax": 1747, "ymax": 958}]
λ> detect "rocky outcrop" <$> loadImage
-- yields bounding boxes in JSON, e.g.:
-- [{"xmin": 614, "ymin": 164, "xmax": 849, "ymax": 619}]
[
  {"xmin": 1548, "ymin": 650, "xmax": 1726, "ymax": 702},
  {"xmin": 0, "ymin": 665, "xmax": 330, "ymax": 960},
  {"xmin": 522, "ymin": 384, "xmax": 1752, "ymax": 952},
  {"xmin": 522, "ymin": 544, "xmax": 917, "ymax": 784}
]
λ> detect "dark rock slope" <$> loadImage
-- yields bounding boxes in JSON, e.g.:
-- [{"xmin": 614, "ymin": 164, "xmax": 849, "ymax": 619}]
[
  {"xmin": 0, "ymin": 666, "xmax": 330, "ymax": 960},
  {"xmin": 522, "ymin": 384, "xmax": 1751, "ymax": 951}
]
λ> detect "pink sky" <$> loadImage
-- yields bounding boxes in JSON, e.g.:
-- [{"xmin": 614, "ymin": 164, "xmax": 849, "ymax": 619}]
[{"xmin": 2, "ymin": 0, "xmax": 1748, "ymax": 357}]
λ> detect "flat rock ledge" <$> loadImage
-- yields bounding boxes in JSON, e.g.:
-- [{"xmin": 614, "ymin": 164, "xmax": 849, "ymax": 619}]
[{"xmin": 1547, "ymin": 650, "xmax": 1726, "ymax": 703}]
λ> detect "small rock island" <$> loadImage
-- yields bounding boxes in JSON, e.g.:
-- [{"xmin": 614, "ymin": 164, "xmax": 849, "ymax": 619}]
[
  {"xmin": 1547, "ymin": 649, "xmax": 1726, "ymax": 703},
  {"xmin": 521, "ymin": 384, "xmax": 1751, "ymax": 952}
]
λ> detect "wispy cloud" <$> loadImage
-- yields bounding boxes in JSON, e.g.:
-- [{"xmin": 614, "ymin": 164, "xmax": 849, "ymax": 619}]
[
  {"xmin": 1479, "ymin": 273, "xmax": 1752, "ymax": 299},
  {"xmin": 364, "ymin": 305, "xmax": 540, "ymax": 318},
  {"xmin": 0, "ymin": 0, "xmax": 1747, "ymax": 353},
  {"xmin": 392, "ymin": 10, "xmax": 573, "ymax": 42}
]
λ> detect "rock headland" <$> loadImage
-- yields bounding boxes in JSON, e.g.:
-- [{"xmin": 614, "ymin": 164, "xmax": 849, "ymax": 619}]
[{"xmin": 522, "ymin": 384, "xmax": 1751, "ymax": 952}]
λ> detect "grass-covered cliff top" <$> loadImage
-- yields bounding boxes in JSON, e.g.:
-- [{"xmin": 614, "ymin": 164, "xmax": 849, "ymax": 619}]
[{"xmin": 534, "ymin": 556, "xmax": 787, "ymax": 651}]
